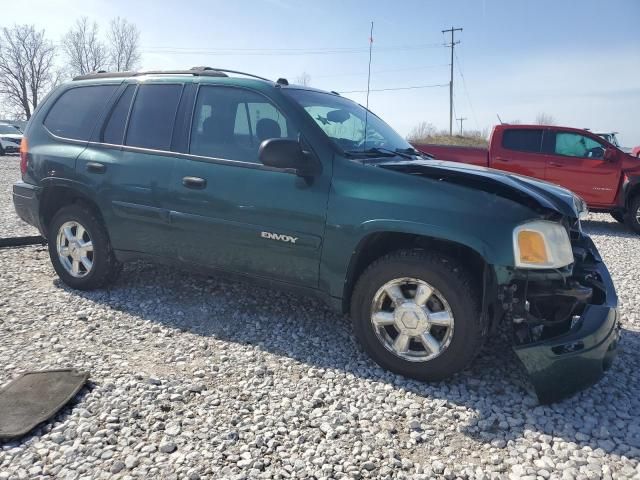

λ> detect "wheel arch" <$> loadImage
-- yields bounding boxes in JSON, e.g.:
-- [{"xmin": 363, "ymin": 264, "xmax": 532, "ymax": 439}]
[
  {"xmin": 341, "ymin": 229, "xmax": 493, "ymax": 316},
  {"xmin": 39, "ymin": 179, "xmax": 105, "ymax": 237},
  {"xmin": 624, "ymin": 178, "xmax": 640, "ymax": 208}
]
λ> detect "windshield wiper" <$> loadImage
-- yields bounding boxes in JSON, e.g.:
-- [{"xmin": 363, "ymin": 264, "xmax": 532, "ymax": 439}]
[
  {"xmin": 345, "ymin": 147, "xmax": 413, "ymax": 160},
  {"xmin": 396, "ymin": 146, "xmax": 434, "ymax": 159}
]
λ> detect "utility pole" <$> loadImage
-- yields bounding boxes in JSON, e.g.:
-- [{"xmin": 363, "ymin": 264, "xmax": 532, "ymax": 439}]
[
  {"xmin": 457, "ymin": 117, "xmax": 467, "ymax": 136},
  {"xmin": 442, "ymin": 26, "xmax": 462, "ymax": 136}
]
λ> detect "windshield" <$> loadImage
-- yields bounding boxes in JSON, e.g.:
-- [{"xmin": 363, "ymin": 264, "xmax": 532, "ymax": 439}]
[
  {"xmin": 283, "ymin": 89, "xmax": 412, "ymax": 154},
  {"xmin": 0, "ymin": 124, "xmax": 21, "ymax": 135}
]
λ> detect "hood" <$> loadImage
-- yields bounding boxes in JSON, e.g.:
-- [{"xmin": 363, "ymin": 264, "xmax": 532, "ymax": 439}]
[
  {"xmin": 375, "ymin": 159, "xmax": 581, "ymax": 218},
  {"xmin": 0, "ymin": 133, "xmax": 22, "ymax": 139}
]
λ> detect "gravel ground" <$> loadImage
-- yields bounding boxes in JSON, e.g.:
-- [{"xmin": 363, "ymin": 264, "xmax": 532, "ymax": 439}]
[
  {"xmin": 0, "ymin": 156, "xmax": 39, "ymax": 237},
  {"xmin": 0, "ymin": 157, "xmax": 639, "ymax": 479}
]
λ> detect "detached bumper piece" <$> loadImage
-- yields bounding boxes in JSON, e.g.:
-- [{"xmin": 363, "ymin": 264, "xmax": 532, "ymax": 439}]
[{"xmin": 509, "ymin": 236, "xmax": 620, "ymax": 404}]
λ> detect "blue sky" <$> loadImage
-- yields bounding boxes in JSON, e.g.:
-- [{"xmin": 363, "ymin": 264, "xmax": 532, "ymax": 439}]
[{"xmin": 8, "ymin": 0, "xmax": 640, "ymax": 146}]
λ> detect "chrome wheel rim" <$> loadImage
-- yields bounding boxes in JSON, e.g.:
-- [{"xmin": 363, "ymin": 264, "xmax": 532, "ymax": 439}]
[
  {"xmin": 371, "ymin": 278, "xmax": 455, "ymax": 362},
  {"xmin": 56, "ymin": 221, "xmax": 94, "ymax": 278},
  {"xmin": 636, "ymin": 206, "xmax": 640, "ymax": 224}
]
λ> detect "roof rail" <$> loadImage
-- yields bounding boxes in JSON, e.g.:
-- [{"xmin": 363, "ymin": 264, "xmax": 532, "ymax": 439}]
[{"xmin": 73, "ymin": 66, "xmax": 272, "ymax": 82}]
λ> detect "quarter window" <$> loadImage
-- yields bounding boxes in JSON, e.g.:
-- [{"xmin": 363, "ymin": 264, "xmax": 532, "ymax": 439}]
[
  {"xmin": 554, "ymin": 132, "xmax": 605, "ymax": 159},
  {"xmin": 501, "ymin": 129, "xmax": 543, "ymax": 153},
  {"xmin": 102, "ymin": 85, "xmax": 136, "ymax": 144},
  {"xmin": 189, "ymin": 86, "xmax": 294, "ymax": 163},
  {"xmin": 125, "ymin": 84, "xmax": 183, "ymax": 150},
  {"xmin": 44, "ymin": 85, "xmax": 118, "ymax": 140}
]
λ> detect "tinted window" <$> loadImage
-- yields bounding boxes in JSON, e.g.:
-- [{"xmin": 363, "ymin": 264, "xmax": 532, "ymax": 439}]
[
  {"xmin": 125, "ymin": 84, "xmax": 183, "ymax": 150},
  {"xmin": 102, "ymin": 85, "xmax": 136, "ymax": 144},
  {"xmin": 502, "ymin": 129, "xmax": 543, "ymax": 153},
  {"xmin": 44, "ymin": 85, "xmax": 118, "ymax": 140},
  {"xmin": 190, "ymin": 86, "xmax": 295, "ymax": 162},
  {"xmin": 554, "ymin": 132, "xmax": 605, "ymax": 159}
]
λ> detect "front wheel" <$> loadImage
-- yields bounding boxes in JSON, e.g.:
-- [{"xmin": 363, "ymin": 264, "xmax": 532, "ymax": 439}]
[
  {"xmin": 350, "ymin": 250, "xmax": 485, "ymax": 381},
  {"xmin": 48, "ymin": 204, "xmax": 121, "ymax": 290},
  {"xmin": 626, "ymin": 196, "xmax": 640, "ymax": 234}
]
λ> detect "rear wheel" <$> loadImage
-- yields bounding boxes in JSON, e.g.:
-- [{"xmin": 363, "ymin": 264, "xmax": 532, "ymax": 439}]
[
  {"xmin": 350, "ymin": 250, "xmax": 485, "ymax": 381},
  {"xmin": 626, "ymin": 196, "xmax": 640, "ymax": 234},
  {"xmin": 48, "ymin": 204, "xmax": 121, "ymax": 290}
]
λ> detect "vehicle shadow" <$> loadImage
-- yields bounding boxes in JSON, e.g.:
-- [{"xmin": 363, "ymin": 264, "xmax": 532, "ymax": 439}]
[
  {"xmin": 582, "ymin": 218, "xmax": 638, "ymax": 239},
  {"xmin": 58, "ymin": 261, "xmax": 640, "ymax": 459}
]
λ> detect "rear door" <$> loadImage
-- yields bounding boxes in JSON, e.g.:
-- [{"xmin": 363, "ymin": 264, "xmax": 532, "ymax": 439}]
[
  {"xmin": 168, "ymin": 84, "xmax": 330, "ymax": 287},
  {"xmin": 491, "ymin": 128, "xmax": 547, "ymax": 178},
  {"xmin": 543, "ymin": 130, "xmax": 620, "ymax": 206},
  {"xmin": 96, "ymin": 82, "xmax": 184, "ymax": 257}
]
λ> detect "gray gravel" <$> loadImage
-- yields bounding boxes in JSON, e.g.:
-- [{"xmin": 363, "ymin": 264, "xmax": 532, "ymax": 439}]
[
  {"xmin": 0, "ymin": 156, "xmax": 39, "ymax": 237},
  {"xmin": 0, "ymin": 156, "xmax": 639, "ymax": 479}
]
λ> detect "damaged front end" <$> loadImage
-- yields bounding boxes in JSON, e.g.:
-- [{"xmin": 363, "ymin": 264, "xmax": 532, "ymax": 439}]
[{"xmin": 499, "ymin": 232, "xmax": 620, "ymax": 404}]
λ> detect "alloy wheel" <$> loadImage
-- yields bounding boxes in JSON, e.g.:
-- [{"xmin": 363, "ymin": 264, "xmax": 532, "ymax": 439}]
[
  {"xmin": 370, "ymin": 277, "xmax": 455, "ymax": 362},
  {"xmin": 56, "ymin": 221, "xmax": 94, "ymax": 278}
]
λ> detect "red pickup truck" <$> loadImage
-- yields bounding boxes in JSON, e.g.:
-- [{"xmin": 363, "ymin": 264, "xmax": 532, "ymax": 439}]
[{"xmin": 413, "ymin": 124, "xmax": 640, "ymax": 233}]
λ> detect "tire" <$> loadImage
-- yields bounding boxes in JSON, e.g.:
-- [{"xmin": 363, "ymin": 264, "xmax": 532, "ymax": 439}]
[
  {"xmin": 626, "ymin": 196, "xmax": 640, "ymax": 234},
  {"xmin": 350, "ymin": 249, "xmax": 485, "ymax": 382},
  {"xmin": 0, "ymin": 145, "xmax": 5, "ymax": 156},
  {"xmin": 48, "ymin": 204, "xmax": 121, "ymax": 290},
  {"xmin": 610, "ymin": 211, "xmax": 625, "ymax": 223}
]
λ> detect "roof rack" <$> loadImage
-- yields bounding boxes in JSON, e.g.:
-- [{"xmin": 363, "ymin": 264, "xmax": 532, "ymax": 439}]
[{"xmin": 73, "ymin": 66, "xmax": 272, "ymax": 82}]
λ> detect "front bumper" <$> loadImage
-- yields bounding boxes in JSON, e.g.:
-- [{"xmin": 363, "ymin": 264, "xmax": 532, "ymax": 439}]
[
  {"xmin": 511, "ymin": 237, "xmax": 620, "ymax": 403},
  {"xmin": 12, "ymin": 181, "xmax": 43, "ymax": 234},
  {"xmin": 1, "ymin": 145, "xmax": 19, "ymax": 153}
]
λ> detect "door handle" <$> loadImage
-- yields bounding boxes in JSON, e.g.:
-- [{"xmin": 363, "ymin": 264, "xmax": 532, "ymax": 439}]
[
  {"xmin": 495, "ymin": 157, "xmax": 509, "ymax": 162},
  {"xmin": 548, "ymin": 162, "xmax": 564, "ymax": 167},
  {"xmin": 86, "ymin": 162, "xmax": 106, "ymax": 174},
  {"xmin": 182, "ymin": 176, "xmax": 207, "ymax": 189}
]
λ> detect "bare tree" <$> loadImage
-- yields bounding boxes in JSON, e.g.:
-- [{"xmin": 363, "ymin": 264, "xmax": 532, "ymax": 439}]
[
  {"xmin": 0, "ymin": 25, "xmax": 57, "ymax": 120},
  {"xmin": 407, "ymin": 121, "xmax": 437, "ymax": 142},
  {"xmin": 108, "ymin": 17, "xmax": 140, "ymax": 71},
  {"xmin": 535, "ymin": 112, "xmax": 555, "ymax": 125},
  {"xmin": 62, "ymin": 17, "xmax": 107, "ymax": 76},
  {"xmin": 295, "ymin": 71, "xmax": 311, "ymax": 86}
]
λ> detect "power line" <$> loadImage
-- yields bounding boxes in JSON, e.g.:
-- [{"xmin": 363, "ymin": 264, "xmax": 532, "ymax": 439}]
[
  {"xmin": 140, "ymin": 42, "xmax": 445, "ymax": 56},
  {"xmin": 339, "ymin": 83, "xmax": 449, "ymax": 94},
  {"xmin": 454, "ymin": 49, "xmax": 480, "ymax": 131},
  {"xmin": 315, "ymin": 63, "xmax": 449, "ymax": 78},
  {"xmin": 442, "ymin": 26, "xmax": 462, "ymax": 135}
]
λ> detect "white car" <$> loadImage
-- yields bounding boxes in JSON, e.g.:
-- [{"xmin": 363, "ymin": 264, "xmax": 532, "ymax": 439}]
[{"xmin": 0, "ymin": 123, "xmax": 23, "ymax": 155}]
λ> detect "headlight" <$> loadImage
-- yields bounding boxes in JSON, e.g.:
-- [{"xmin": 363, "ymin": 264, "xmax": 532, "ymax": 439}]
[{"xmin": 513, "ymin": 220, "xmax": 574, "ymax": 269}]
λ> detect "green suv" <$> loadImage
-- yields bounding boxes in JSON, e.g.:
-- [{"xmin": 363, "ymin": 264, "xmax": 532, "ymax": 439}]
[{"xmin": 13, "ymin": 67, "xmax": 619, "ymax": 402}]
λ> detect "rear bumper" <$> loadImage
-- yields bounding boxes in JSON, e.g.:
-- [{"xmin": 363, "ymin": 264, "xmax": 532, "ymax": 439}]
[
  {"xmin": 513, "ymin": 243, "xmax": 620, "ymax": 404},
  {"xmin": 12, "ymin": 181, "xmax": 43, "ymax": 235}
]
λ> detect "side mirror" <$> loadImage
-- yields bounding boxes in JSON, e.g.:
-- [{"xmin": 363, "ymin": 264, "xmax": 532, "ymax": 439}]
[
  {"xmin": 604, "ymin": 147, "xmax": 616, "ymax": 162},
  {"xmin": 258, "ymin": 138, "xmax": 319, "ymax": 177}
]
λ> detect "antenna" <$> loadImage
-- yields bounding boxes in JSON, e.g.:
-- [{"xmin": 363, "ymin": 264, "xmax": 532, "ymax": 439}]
[
  {"xmin": 496, "ymin": 113, "xmax": 504, "ymax": 124},
  {"xmin": 363, "ymin": 21, "xmax": 373, "ymax": 152}
]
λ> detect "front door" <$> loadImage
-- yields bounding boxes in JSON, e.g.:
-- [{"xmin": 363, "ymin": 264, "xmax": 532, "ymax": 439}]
[
  {"xmin": 543, "ymin": 130, "xmax": 620, "ymax": 206},
  {"xmin": 169, "ymin": 85, "xmax": 330, "ymax": 287}
]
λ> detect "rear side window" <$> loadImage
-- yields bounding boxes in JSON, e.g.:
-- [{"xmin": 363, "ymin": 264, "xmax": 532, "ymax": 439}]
[
  {"xmin": 125, "ymin": 84, "xmax": 183, "ymax": 150},
  {"xmin": 502, "ymin": 129, "xmax": 543, "ymax": 153},
  {"xmin": 101, "ymin": 85, "xmax": 136, "ymax": 144},
  {"xmin": 44, "ymin": 85, "xmax": 118, "ymax": 140}
]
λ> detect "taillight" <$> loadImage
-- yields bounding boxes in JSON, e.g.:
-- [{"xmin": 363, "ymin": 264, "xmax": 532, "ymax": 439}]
[{"xmin": 19, "ymin": 137, "xmax": 28, "ymax": 176}]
